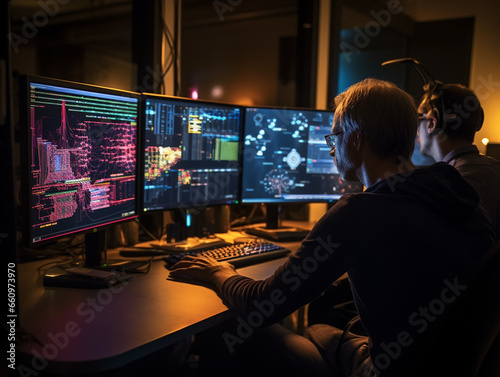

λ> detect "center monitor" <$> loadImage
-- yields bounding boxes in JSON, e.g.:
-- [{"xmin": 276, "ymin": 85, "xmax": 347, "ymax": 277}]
[
  {"xmin": 241, "ymin": 106, "xmax": 363, "ymax": 240},
  {"xmin": 140, "ymin": 94, "xmax": 243, "ymax": 238}
]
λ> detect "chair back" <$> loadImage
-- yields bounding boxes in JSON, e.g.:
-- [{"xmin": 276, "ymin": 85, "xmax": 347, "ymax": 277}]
[{"xmin": 380, "ymin": 241, "xmax": 500, "ymax": 377}]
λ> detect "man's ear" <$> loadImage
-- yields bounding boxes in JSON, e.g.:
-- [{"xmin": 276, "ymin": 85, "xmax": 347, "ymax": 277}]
[
  {"xmin": 353, "ymin": 131, "xmax": 363, "ymax": 150},
  {"xmin": 427, "ymin": 117, "xmax": 440, "ymax": 136}
]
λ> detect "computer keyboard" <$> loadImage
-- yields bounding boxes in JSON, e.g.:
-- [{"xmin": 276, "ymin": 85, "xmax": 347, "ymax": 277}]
[{"xmin": 163, "ymin": 240, "xmax": 291, "ymax": 269}]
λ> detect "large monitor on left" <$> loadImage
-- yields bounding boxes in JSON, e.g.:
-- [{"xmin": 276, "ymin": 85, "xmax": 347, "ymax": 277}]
[{"xmin": 20, "ymin": 76, "xmax": 140, "ymax": 267}]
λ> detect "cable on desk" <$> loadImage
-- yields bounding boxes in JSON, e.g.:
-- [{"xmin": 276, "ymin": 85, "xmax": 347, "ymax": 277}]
[
  {"xmin": 20, "ymin": 235, "xmax": 85, "ymax": 263},
  {"xmin": 36, "ymin": 257, "xmax": 82, "ymax": 277},
  {"xmin": 108, "ymin": 257, "xmax": 154, "ymax": 274},
  {"xmin": 138, "ymin": 220, "xmax": 161, "ymax": 242},
  {"xmin": 230, "ymin": 204, "xmax": 267, "ymax": 228}
]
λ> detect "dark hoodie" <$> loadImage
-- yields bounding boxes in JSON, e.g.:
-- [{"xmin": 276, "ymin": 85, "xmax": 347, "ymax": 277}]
[{"xmin": 220, "ymin": 162, "xmax": 495, "ymax": 361}]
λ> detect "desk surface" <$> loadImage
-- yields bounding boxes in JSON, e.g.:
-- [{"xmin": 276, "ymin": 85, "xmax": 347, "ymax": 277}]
[{"xmin": 16, "ymin": 237, "xmax": 303, "ymax": 373}]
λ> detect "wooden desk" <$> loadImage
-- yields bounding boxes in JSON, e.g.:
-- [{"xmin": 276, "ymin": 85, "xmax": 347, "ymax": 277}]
[{"xmin": 15, "ymin": 246, "xmax": 298, "ymax": 374}]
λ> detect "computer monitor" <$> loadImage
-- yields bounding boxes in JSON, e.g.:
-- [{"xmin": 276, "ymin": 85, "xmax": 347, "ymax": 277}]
[
  {"xmin": 140, "ymin": 94, "xmax": 243, "ymax": 239},
  {"xmin": 241, "ymin": 106, "xmax": 363, "ymax": 239},
  {"xmin": 20, "ymin": 75, "xmax": 140, "ymax": 267}
]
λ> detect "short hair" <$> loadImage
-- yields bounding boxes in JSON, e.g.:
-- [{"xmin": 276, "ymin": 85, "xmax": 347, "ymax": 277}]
[
  {"xmin": 419, "ymin": 84, "xmax": 484, "ymax": 142},
  {"xmin": 333, "ymin": 78, "xmax": 418, "ymax": 160}
]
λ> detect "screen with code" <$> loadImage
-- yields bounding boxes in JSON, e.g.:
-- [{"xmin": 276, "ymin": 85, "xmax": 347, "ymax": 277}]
[
  {"xmin": 141, "ymin": 94, "xmax": 243, "ymax": 211},
  {"xmin": 21, "ymin": 77, "xmax": 139, "ymax": 245}
]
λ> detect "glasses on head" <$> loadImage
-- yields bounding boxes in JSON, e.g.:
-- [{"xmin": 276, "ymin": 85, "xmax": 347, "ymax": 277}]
[{"xmin": 324, "ymin": 130, "xmax": 344, "ymax": 149}]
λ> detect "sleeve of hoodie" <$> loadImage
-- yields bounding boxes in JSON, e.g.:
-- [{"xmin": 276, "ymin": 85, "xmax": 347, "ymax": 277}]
[{"xmin": 219, "ymin": 194, "xmax": 363, "ymax": 327}]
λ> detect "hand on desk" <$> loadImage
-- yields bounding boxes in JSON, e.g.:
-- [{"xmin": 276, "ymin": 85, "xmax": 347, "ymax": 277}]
[{"xmin": 168, "ymin": 255, "xmax": 240, "ymax": 290}]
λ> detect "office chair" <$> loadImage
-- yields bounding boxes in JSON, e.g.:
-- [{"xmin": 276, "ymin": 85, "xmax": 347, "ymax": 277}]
[{"xmin": 379, "ymin": 240, "xmax": 500, "ymax": 377}]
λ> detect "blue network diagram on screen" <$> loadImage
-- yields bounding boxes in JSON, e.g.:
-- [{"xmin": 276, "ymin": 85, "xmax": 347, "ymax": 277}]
[
  {"xmin": 241, "ymin": 107, "xmax": 363, "ymax": 203},
  {"xmin": 141, "ymin": 95, "xmax": 242, "ymax": 211},
  {"xmin": 24, "ymin": 78, "xmax": 139, "ymax": 245}
]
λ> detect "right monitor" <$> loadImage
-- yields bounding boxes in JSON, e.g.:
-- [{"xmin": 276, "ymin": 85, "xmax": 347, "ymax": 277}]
[{"xmin": 241, "ymin": 106, "xmax": 363, "ymax": 204}]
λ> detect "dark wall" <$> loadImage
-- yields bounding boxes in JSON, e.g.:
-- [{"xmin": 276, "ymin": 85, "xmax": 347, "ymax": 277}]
[
  {"xmin": 406, "ymin": 17, "xmax": 474, "ymax": 100},
  {"xmin": 180, "ymin": 1, "xmax": 299, "ymax": 107}
]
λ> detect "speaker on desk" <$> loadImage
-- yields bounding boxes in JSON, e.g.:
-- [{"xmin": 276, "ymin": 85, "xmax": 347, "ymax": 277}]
[
  {"xmin": 107, "ymin": 221, "xmax": 139, "ymax": 248},
  {"xmin": 205, "ymin": 205, "xmax": 230, "ymax": 234}
]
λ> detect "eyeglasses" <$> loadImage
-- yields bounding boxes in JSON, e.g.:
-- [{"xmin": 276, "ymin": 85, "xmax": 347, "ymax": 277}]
[{"xmin": 324, "ymin": 130, "xmax": 344, "ymax": 149}]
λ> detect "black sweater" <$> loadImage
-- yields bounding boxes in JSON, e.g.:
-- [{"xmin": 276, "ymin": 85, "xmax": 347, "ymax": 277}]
[{"xmin": 220, "ymin": 162, "xmax": 495, "ymax": 360}]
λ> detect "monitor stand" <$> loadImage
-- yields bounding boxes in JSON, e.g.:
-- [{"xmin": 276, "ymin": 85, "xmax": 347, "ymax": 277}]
[
  {"xmin": 244, "ymin": 204, "xmax": 310, "ymax": 242},
  {"xmin": 165, "ymin": 208, "xmax": 208, "ymax": 243},
  {"xmin": 43, "ymin": 230, "xmax": 135, "ymax": 289},
  {"xmin": 146, "ymin": 208, "xmax": 228, "ymax": 252},
  {"xmin": 85, "ymin": 229, "xmax": 107, "ymax": 267}
]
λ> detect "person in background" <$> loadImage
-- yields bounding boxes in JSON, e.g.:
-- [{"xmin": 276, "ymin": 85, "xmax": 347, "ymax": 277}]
[
  {"xmin": 417, "ymin": 84, "xmax": 500, "ymax": 239},
  {"xmin": 168, "ymin": 79, "xmax": 495, "ymax": 377}
]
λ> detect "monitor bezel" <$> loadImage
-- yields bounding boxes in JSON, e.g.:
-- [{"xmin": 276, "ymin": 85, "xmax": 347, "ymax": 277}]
[
  {"xmin": 20, "ymin": 75, "xmax": 141, "ymax": 248},
  {"xmin": 139, "ymin": 93, "xmax": 245, "ymax": 214},
  {"xmin": 240, "ymin": 104, "xmax": 363, "ymax": 204}
]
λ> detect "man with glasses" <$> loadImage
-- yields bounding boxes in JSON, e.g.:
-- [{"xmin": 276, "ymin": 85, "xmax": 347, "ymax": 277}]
[
  {"xmin": 417, "ymin": 84, "xmax": 500, "ymax": 240},
  {"xmin": 168, "ymin": 79, "xmax": 495, "ymax": 376}
]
